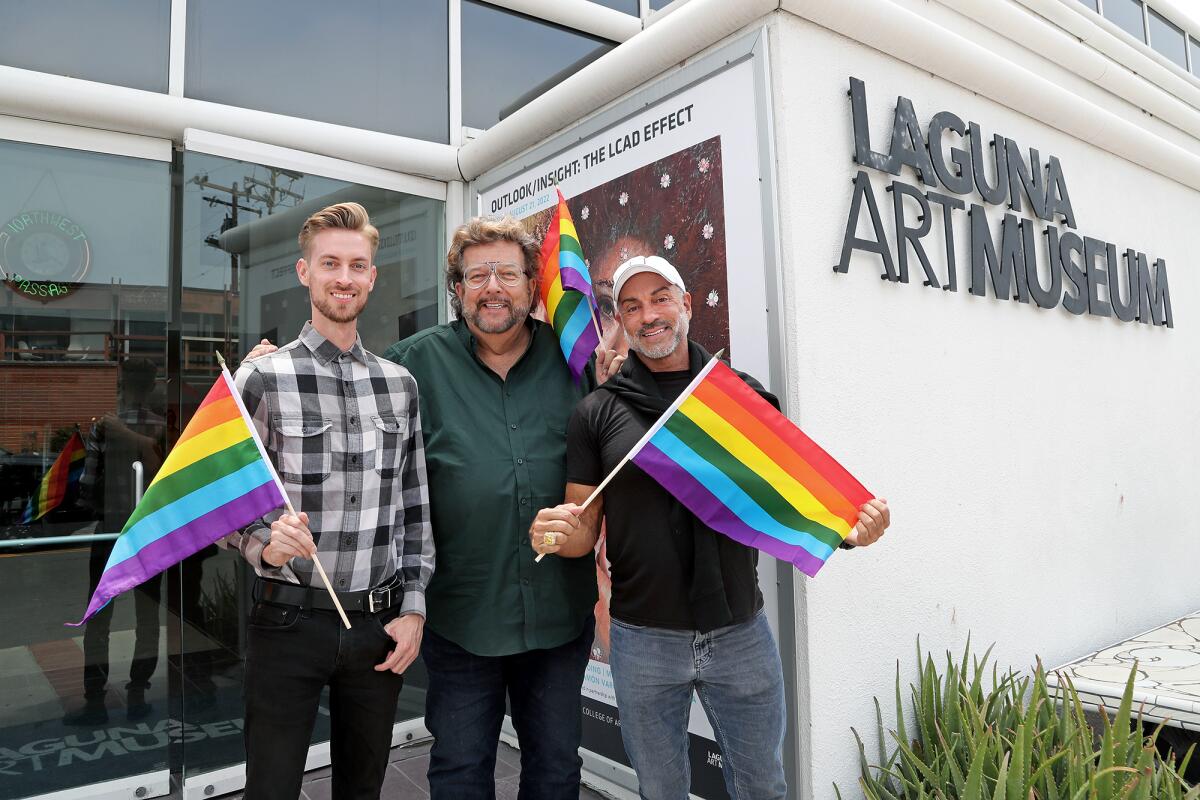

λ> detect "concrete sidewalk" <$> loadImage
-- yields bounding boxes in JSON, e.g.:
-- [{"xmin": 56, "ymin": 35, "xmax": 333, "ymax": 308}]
[{"xmin": 220, "ymin": 739, "xmax": 614, "ymax": 799}]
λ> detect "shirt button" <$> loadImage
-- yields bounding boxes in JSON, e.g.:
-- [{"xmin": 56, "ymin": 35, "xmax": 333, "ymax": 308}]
[
  {"xmin": 510, "ymin": 423, "xmax": 517, "ymax": 430},
  {"xmin": 345, "ymin": 536, "xmax": 353, "ymax": 546},
  {"xmin": 338, "ymin": 579, "xmax": 346, "ymax": 587},
  {"xmin": 520, "ymin": 498, "xmax": 528, "ymax": 505},
  {"xmin": 351, "ymin": 456, "xmax": 358, "ymax": 464},
  {"xmin": 516, "ymin": 458, "xmax": 524, "ymax": 465},
  {"xmin": 521, "ymin": 578, "xmax": 530, "ymax": 586},
  {"xmin": 350, "ymin": 496, "xmax": 357, "ymax": 504},
  {"xmin": 350, "ymin": 417, "xmax": 357, "ymax": 425}
]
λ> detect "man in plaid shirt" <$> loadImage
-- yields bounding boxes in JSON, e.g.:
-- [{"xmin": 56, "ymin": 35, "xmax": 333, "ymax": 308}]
[{"xmin": 228, "ymin": 202, "xmax": 434, "ymax": 800}]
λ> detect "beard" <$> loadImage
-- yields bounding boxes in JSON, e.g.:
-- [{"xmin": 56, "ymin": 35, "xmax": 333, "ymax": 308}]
[
  {"xmin": 311, "ymin": 290, "xmax": 366, "ymax": 324},
  {"xmin": 626, "ymin": 312, "xmax": 688, "ymax": 360},
  {"xmin": 464, "ymin": 290, "xmax": 532, "ymax": 334}
]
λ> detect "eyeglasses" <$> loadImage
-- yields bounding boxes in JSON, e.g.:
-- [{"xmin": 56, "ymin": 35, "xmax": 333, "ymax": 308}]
[{"xmin": 461, "ymin": 261, "xmax": 527, "ymax": 289}]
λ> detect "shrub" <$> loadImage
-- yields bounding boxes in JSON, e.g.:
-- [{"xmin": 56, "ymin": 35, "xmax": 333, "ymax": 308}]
[{"xmin": 837, "ymin": 640, "xmax": 1197, "ymax": 799}]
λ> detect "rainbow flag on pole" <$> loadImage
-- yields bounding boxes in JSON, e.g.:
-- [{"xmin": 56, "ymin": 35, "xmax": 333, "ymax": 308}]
[
  {"xmin": 71, "ymin": 363, "xmax": 287, "ymax": 625},
  {"xmin": 628, "ymin": 355, "xmax": 873, "ymax": 577},
  {"xmin": 20, "ymin": 430, "xmax": 85, "ymax": 523},
  {"xmin": 538, "ymin": 189, "xmax": 600, "ymax": 382}
]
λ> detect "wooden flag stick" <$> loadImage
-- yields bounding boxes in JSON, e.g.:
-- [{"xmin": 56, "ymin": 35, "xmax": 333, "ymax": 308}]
[
  {"xmin": 215, "ymin": 350, "xmax": 352, "ymax": 630},
  {"xmin": 586, "ymin": 298, "xmax": 605, "ymax": 350},
  {"xmin": 535, "ymin": 350, "xmax": 724, "ymax": 564},
  {"xmin": 534, "ymin": 456, "xmax": 628, "ymax": 563},
  {"xmin": 284, "ymin": 499, "xmax": 352, "ymax": 630}
]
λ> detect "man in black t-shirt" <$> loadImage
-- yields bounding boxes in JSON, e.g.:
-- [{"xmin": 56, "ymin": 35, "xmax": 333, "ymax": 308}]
[{"xmin": 529, "ymin": 256, "xmax": 891, "ymax": 799}]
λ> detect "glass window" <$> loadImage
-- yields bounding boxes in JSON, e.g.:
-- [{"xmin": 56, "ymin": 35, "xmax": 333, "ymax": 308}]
[
  {"xmin": 0, "ymin": 140, "xmax": 171, "ymax": 797},
  {"xmin": 590, "ymin": 0, "xmax": 639, "ymax": 12},
  {"xmin": 0, "ymin": 0, "xmax": 169, "ymax": 91},
  {"xmin": 462, "ymin": 1, "xmax": 614, "ymax": 129},
  {"xmin": 178, "ymin": 150, "xmax": 444, "ymax": 779},
  {"xmin": 650, "ymin": 0, "xmax": 677, "ymax": 10},
  {"xmin": 1148, "ymin": 9, "xmax": 1188, "ymax": 68},
  {"xmin": 1191, "ymin": 37, "xmax": 1200, "ymax": 76},
  {"xmin": 1077, "ymin": 0, "xmax": 1099, "ymax": 11},
  {"xmin": 185, "ymin": 0, "xmax": 449, "ymax": 143},
  {"xmin": 1103, "ymin": 0, "xmax": 1147, "ymax": 42}
]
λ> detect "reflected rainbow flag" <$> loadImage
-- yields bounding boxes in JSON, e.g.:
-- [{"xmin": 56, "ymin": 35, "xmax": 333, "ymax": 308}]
[{"xmin": 20, "ymin": 430, "xmax": 85, "ymax": 523}]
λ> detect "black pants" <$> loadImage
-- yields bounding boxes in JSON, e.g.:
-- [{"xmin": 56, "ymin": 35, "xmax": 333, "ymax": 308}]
[
  {"xmin": 421, "ymin": 618, "xmax": 594, "ymax": 800},
  {"xmin": 81, "ymin": 539, "xmax": 161, "ymax": 697},
  {"xmin": 243, "ymin": 601, "xmax": 404, "ymax": 800}
]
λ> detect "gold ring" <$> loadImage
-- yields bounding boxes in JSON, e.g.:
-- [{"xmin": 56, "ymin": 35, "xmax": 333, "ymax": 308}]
[{"xmin": 543, "ymin": 531, "xmax": 557, "ymax": 546}]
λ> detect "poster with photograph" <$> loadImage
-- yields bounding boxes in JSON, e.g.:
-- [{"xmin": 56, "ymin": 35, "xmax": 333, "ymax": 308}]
[{"xmin": 478, "ymin": 58, "xmax": 773, "ymax": 800}]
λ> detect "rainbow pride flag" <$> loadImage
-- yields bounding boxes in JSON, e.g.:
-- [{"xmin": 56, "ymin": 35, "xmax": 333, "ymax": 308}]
[
  {"xmin": 628, "ymin": 355, "xmax": 873, "ymax": 577},
  {"xmin": 71, "ymin": 364, "xmax": 287, "ymax": 625},
  {"xmin": 538, "ymin": 189, "xmax": 600, "ymax": 382},
  {"xmin": 20, "ymin": 430, "xmax": 85, "ymax": 523}
]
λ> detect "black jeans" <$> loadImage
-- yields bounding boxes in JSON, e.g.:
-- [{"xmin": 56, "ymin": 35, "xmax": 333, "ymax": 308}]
[
  {"xmin": 81, "ymin": 539, "xmax": 161, "ymax": 697},
  {"xmin": 421, "ymin": 617, "xmax": 595, "ymax": 800},
  {"xmin": 243, "ymin": 601, "xmax": 404, "ymax": 800}
]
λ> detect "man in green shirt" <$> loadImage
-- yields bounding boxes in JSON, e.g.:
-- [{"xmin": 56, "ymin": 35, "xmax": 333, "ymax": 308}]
[{"xmin": 383, "ymin": 216, "xmax": 619, "ymax": 799}]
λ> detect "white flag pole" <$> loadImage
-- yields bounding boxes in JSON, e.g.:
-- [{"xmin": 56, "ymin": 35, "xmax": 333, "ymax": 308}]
[{"xmin": 535, "ymin": 350, "xmax": 724, "ymax": 563}]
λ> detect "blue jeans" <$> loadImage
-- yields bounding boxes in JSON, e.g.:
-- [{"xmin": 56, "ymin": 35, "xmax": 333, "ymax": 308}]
[
  {"xmin": 608, "ymin": 609, "xmax": 787, "ymax": 800},
  {"xmin": 421, "ymin": 618, "xmax": 594, "ymax": 800}
]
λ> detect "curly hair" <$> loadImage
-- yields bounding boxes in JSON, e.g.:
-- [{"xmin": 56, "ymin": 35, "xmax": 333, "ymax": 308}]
[{"xmin": 445, "ymin": 216, "xmax": 540, "ymax": 317}]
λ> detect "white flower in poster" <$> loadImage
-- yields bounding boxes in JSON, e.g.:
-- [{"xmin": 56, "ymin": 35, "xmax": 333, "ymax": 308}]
[
  {"xmin": 706, "ymin": 289, "xmax": 719, "ymax": 307},
  {"xmin": 581, "ymin": 206, "xmax": 590, "ymax": 220},
  {"xmin": 698, "ymin": 158, "xmax": 711, "ymax": 174},
  {"xmin": 664, "ymin": 234, "xmax": 675, "ymax": 250},
  {"xmin": 619, "ymin": 192, "xmax": 628, "ymax": 206},
  {"xmin": 702, "ymin": 223, "xmax": 714, "ymax": 240},
  {"xmin": 660, "ymin": 173, "xmax": 671, "ymax": 188}
]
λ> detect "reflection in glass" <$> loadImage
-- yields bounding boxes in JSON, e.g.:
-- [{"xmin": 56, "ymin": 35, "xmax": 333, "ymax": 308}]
[
  {"xmin": 1148, "ymin": 9, "xmax": 1187, "ymax": 69},
  {"xmin": 178, "ymin": 151, "xmax": 443, "ymax": 779},
  {"xmin": 0, "ymin": 140, "xmax": 170, "ymax": 798},
  {"xmin": 185, "ymin": 0, "xmax": 449, "ymax": 142},
  {"xmin": 1104, "ymin": 0, "xmax": 1147, "ymax": 42},
  {"xmin": 462, "ymin": 1, "xmax": 614, "ymax": 129},
  {"xmin": 0, "ymin": 0, "xmax": 170, "ymax": 91},
  {"xmin": 590, "ymin": 0, "xmax": 639, "ymax": 13}
]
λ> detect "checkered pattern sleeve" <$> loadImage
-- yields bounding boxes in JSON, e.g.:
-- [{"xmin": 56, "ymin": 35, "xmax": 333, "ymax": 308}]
[
  {"xmin": 395, "ymin": 375, "xmax": 434, "ymax": 617},
  {"xmin": 228, "ymin": 365, "xmax": 294, "ymax": 582}
]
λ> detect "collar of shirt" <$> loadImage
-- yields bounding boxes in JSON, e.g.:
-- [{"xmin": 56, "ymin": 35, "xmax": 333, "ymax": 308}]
[
  {"xmin": 451, "ymin": 315, "xmax": 537, "ymax": 370},
  {"xmin": 299, "ymin": 321, "xmax": 368, "ymax": 366}
]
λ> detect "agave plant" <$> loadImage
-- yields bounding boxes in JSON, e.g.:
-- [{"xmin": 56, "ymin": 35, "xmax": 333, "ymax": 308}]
[{"xmin": 836, "ymin": 639, "xmax": 1197, "ymax": 800}]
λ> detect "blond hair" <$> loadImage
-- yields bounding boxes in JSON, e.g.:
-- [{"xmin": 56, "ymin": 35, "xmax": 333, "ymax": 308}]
[
  {"xmin": 298, "ymin": 202, "xmax": 379, "ymax": 260},
  {"xmin": 445, "ymin": 216, "xmax": 540, "ymax": 316}
]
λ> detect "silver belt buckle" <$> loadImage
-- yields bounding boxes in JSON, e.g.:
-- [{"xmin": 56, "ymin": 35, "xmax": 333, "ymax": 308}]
[{"xmin": 368, "ymin": 586, "xmax": 389, "ymax": 614}]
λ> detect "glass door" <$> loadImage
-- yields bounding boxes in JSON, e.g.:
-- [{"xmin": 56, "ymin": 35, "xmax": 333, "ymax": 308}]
[
  {"xmin": 176, "ymin": 146, "xmax": 445, "ymax": 795},
  {"xmin": 0, "ymin": 137, "xmax": 172, "ymax": 799}
]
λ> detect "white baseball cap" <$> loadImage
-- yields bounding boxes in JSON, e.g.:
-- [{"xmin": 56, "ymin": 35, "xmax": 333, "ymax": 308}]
[{"xmin": 612, "ymin": 255, "xmax": 687, "ymax": 303}]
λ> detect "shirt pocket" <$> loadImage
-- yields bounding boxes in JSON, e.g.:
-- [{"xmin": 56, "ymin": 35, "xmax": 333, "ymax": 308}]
[
  {"xmin": 372, "ymin": 413, "xmax": 409, "ymax": 480},
  {"xmin": 273, "ymin": 415, "xmax": 332, "ymax": 484}
]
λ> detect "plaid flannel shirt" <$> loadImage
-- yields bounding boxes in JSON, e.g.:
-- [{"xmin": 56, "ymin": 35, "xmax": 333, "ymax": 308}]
[{"xmin": 229, "ymin": 322, "xmax": 434, "ymax": 617}]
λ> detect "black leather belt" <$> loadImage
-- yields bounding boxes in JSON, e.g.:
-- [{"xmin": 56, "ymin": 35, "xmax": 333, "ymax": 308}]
[{"xmin": 256, "ymin": 573, "xmax": 401, "ymax": 614}]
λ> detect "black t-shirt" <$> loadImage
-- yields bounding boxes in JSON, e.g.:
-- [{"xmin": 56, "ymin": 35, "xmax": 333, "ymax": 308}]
[{"xmin": 567, "ymin": 370, "xmax": 763, "ymax": 629}]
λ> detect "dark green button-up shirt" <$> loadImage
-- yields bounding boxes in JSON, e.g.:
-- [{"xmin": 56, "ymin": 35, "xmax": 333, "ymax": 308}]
[{"xmin": 383, "ymin": 318, "xmax": 597, "ymax": 656}]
